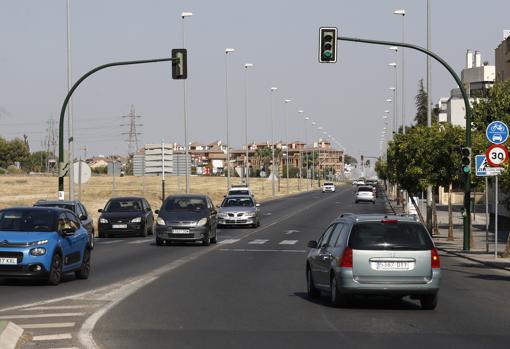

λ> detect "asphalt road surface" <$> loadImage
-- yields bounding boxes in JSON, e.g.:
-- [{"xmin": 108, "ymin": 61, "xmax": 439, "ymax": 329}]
[{"xmin": 2, "ymin": 186, "xmax": 510, "ymax": 349}]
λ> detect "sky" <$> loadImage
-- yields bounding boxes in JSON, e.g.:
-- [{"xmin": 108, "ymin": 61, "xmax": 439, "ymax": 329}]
[{"xmin": 0, "ymin": 0, "xmax": 509, "ymax": 161}]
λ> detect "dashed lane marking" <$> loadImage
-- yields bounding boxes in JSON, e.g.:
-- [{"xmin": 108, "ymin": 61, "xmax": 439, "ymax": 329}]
[
  {"xmin": 284, "ymin": 230, "xmax": 300, "ymax": 235},
  {"xmin": 219, "ymin": 248, "xmax": 305, "ymax": 253},
  {"xmin": 20, "ymin": 322, "xmax": 76, "ymax": 329},
  {"xmin": 218, "ymin": 239, "xmax": 241, "ymax": 245},
  {"xmin": 279, "ymin": 240, "xmax": 298, "ymax": 245},
  {"xmin": 0, "ymin": 313, "xmax": 85, "ymax": 320},
  {"xmin": 127, "ymin": 239, "xmax": 153, "ymax": 245},
  {"xmin": 248, "ymin": 239, "xmax": 269, "ymax": 244},
  {"xmin": 23, "ymin": 305, "xmax": 88, "ymax": 311},
  {"xmin": 32, "ymin": 333, "xmax": 73, "ymax": 341},
  {"xmin": 97, "ymin": 240, "xmax": 122, "ymax": 245}
]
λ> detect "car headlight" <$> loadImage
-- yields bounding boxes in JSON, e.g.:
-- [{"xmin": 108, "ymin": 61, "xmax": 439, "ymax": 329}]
[
  {"xmin": 245, "ymin": 212, "xmax": 256, "ymax": 217},
  {"xmin": 30, "ymin": 247, "xmax": 46, "ymax": 256},
  {"xmin": 157, "ymin": 217, "xmax": 166, "ymax": 226},
  {"xmin": 35, "ymin": 240, "xmax": 48, "ymax": 246},
  {"xmin": 99, "ymin": 218, "xmax": 109, "ymax": 224},
  {"xmin": 218, "ymin": 212, "xmax": 228, "ymax": 218},
  {"xmin": 197, "ymin": 218, "xmax": 208, "ymax": 226},
  {"xmin": 131, "ymin": 217, "xmax": 142, "ymax": 223}
]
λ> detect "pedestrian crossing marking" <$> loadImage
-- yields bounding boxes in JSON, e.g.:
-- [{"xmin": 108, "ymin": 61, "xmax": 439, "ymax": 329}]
[
  {"xmin": 249, "ymin": 239, "xmax": 269, "ymax": 244},
  {"xmin": 218, "ymin": 239, "xmax": 241, "ymax": 244},
  {"xmin": 279, "ymin": 240, "xmax": 298, "ymax": 245}
]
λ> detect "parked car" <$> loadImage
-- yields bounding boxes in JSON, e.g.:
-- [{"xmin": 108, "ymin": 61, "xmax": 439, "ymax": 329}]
[
  {"xmin": 355, "ymin": 186, "xmax": 376, "ymax": 204},
  {"xmin": 322, "ymin": 182, "xmax": 336, "ymax": 193},
  {"xmin": 227, "ymin": 185, "xmax": 254, "ymax": 197},
  {"xmin": 98, "ymin": 197, "xmax": 154, "ymax": 238},
  {"xmin": 217, "ymin": 195, "xmax": 260, "ymax": 228},
  {"xmin": 0, "ymin": 207, "xmax": 91, "ymax": 285},
  {"xmin": 306, "ymin": 214, "xmax": 441, "ymax": 309},
  {"xmin": 154, "ymin": 194, "xmax": 217, "ymax": 246},
  {"xmin": 34, "ymin": 200, "xmax": 95, "ymax": 249}
]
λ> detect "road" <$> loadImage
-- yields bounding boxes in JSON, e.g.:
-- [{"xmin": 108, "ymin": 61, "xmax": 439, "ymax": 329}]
[{"xmin": 1, "ymin": 186, "xmax": 510, "ymax": 348}]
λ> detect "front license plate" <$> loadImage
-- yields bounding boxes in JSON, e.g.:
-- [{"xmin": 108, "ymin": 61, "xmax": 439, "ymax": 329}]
[
  {"xmin": 0, "ymin": 258, "xmax": 18, "ymax": 265},
  {"xmin": 112, "ymin": 224, "xmax": 127, "ymax": 229},
  {"xmin": 376, "ymin": 261, "xmax": 409, "ymax": 270},
  {"xmin": 172, "ymin": 229, "xmax": 190, "ymax": 234}
]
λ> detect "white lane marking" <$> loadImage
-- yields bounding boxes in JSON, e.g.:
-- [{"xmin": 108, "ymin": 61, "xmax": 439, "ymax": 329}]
[
  {"xmin": 218, "ymin": 239, "xmax": 240, "ymax": 245},
  {"xmin": 33, "ymin": 333, "xmax": 72, "ymax": 341},
  {"xmin": 263, "ymin": 212, "xmax": 272, "ymax": 216},
  {"xmin": 127, "ymin": 239, "xmax": 152, "ymax": 245},
  {"xmin": 248, "ymin": 239, "xmax": 269, "ymax": 245},
  {"xmin": 284, "ymin": 230, "xmax": 300, "ymax": 235},
  {"xmin": 279, "ymin": 240, "xmax": 298, "ymax": 245},
  {"xmin": 23, "ymin": 305, "xmax": 88, "ymax": 311},
  {"xmin": 97, "ymin": 240, "xmax": 122, "ymax": 245},
  {"xmin": 219, "ymin": 248, "xmax": 305, "ymax": 253},
  {"xmin": 49, "ymin": 347, "xmax": 79, "ymax": 349},
  {"xmin": 20, "ymin": 322, "xmax": 76, "ymax": 329},
  {"xmin": 0, "ymin": 313, "xmax": 85, "ymax": 320}
]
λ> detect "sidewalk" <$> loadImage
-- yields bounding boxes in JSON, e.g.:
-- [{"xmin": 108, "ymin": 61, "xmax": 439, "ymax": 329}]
[{"xmin": 385, "ymin": 193, "xmax": 510, "ymax": 272}]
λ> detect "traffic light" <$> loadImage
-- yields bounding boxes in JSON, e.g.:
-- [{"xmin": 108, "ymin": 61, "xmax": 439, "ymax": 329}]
[
  {"xmin": 460, "ymin": 146, "xmax": 471, "ymax": 174},
  {"xmin": 319, "ymin": 27, "xmax": 338, "ymax": 63},
  {"xmin": 171, "ymin": 49, "xmax": 187, "ymax": 79}
]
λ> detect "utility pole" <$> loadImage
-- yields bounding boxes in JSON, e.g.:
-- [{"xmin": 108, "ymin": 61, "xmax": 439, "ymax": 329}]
[
  {"xmin": 426, "ymin": 0, "xmax": 433, "ymax": 232},
  {"xmin": 121, "ymin": 105, "xmax": 142, "ymax": 156}
]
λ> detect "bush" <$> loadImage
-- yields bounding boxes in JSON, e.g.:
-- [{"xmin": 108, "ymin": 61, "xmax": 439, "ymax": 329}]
[
  {"xmin": 7, "ymin": 165, "xmax": 24, "ymax": 174},
  {"xmin": 0, "ymin": 168, "xmax": 6, "ymax": 175}
]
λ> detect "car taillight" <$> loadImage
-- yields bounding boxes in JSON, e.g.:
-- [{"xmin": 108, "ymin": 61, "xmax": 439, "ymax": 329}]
[
  {"xmin": 431, "ymin": 248, "xmax": 440, "ymax": 268},
  {"xmin": 381, "ymin": 219, "xmax": 399, "ymax": 223},
  {"xmin": 340, "ymin": 247, "xmax": 353, "ymax": 268}
]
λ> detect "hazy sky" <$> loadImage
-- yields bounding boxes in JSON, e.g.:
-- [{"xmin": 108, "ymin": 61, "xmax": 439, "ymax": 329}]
[{"xmin": 0, "ymin": 0, "xmax": 509, "ymax": 160}]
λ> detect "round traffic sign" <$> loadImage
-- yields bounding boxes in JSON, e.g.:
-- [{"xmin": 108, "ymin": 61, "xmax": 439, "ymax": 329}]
[
  {"xmin": 486, "ymin": 121, "xmax": 509, "ymax": 144},
  {"xmin": 486, "ymin": 144, "xmax": 509, "ymax": 167}
]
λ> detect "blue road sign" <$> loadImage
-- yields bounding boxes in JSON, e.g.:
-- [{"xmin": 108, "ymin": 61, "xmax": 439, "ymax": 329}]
[
  {"xmin": 475, "ymin": 155, "xmax": 488, "ymax": 177},
  {"xmin": 486, "ymin": 121, "xmax": 509, "ymax": 144}
]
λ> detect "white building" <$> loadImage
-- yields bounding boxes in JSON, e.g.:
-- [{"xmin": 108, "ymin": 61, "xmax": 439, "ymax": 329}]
[
  {"xmin": 447, "ymin": 50, "xmax": 495, "ymax": 127},
  {"xmin": 436, "ymin": 97, "xmax": 448, "ymax": 123}
]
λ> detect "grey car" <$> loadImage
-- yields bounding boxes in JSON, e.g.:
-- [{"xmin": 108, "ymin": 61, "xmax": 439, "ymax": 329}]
[
  {"xmin": 306, "ymin": 214, "xmax": 441, "ymax": 309},
  {"xmin": 217, "ymin": 195, "xmax": 260, "ymax": 228}
]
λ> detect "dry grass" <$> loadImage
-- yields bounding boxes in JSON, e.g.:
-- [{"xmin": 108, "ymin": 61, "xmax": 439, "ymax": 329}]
[{"xmin": 0, "ymin": 175, "xmax": 326, "ymax": 229}]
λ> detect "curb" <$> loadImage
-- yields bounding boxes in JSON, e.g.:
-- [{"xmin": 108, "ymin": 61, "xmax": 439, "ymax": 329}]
[
  {"xmin": 436, "ymin": 246, "xmax": 510, "ymax": 272},
  {"xmin": 0, "ymin": 321, "xmax": 24, "ymax": 349}
]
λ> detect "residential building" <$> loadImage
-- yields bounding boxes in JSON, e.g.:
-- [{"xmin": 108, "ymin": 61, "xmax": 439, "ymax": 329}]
[{"xmin": 495, "ymin": 30, "xmax": 510, "ymax": 82}]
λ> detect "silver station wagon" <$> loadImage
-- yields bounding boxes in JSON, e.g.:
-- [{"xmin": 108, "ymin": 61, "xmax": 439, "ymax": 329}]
[{"xmin": 306, "ymin": 214, "xmax": 441, "ymax": 309}]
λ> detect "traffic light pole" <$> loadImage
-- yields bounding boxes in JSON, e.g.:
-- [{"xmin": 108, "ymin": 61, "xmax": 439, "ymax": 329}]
[
  {"xmin": 58, "ymin": 57, "xmax": 174, "ymax": 198},
  {"xmin": 338, "ymin": 35, "xmax": 472, "ymax": 250}
]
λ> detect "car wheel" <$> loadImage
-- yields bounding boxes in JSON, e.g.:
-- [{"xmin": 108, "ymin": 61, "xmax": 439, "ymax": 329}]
[
  {"xmin": 89, "ymin": 231, "xmax": 95, "ymax": 249},
  {"xmin": 210, "ymin": 228, "xmax": 217, "ymax": 244},
  {"xmin": 420, "ymin": 293, "xmax": 438, "ymax": 310},
  {"xmin": 257, "ymin": 219, "xmax": 261, "ymax": 227},
  {"xmin": 330, "ymin": 274, "xmax": 348, "ymax": 307},
  {"xmin": 306, "ymin": 266, "xmax": 320, "ymax": 298},
  {"xmin": 156, "ymin": 237, "xmax": 164, "ymax": 246},
  {"xmin": 202, "ymin": 229, "xmax": 211, "ymax": 246},
  {"xmin": 140, "ymin": 225, "xmax": 148, "ymax": 237},
  {"xmin": 75, "ymin": 248, "xmax": 91, "ymax": 280},
  {"xmin": 47, "ymin": 253, "xmax": 62, "ymax": 286},
  {"xmin": 355, "ymin": 200, "xmax": 358, "ymax": 204}
]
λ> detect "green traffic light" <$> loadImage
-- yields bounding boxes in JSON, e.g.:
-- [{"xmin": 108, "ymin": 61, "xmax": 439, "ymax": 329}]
[
  {"xmin": 323, "ymin": 51, "xmax": 332, "ymax": 58},
  {"xmin": 463, "ymin": 166, "xmax": 470, "ymax": 174}
]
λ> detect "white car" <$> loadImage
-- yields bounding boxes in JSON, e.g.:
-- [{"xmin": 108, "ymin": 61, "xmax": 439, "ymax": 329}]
[
  {"xmin": 355, "ymin": 186, "xmax": 375, "ymax": 204},
  {"xmin": 228, "ymin": 186, "xmax": 254, "ymax": 197},
  {"xmin": 322, "ymin": 182, "xmax": 336, "ymax": 193}
]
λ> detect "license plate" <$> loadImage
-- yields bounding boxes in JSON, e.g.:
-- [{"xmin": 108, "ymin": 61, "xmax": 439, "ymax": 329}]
[
  {"xmin": 172, "ymin": 229, "xmax": 190, "ymax": 234},
  {"xmin": 0, "ymin": 258, "xmax": 18, "ymax": 265},
  {"xmin": 376, "ymin": 261, "xmax": 409, "ymax": 270},
  {"xmin": 112, "ymin": 224, "xmax": 127, "ymax": 229}
]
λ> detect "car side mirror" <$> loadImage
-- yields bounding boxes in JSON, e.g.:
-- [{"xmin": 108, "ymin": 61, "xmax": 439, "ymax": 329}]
[
  {"xmin": 61, "ymin": 227, "xmax": 76, "ymax": 236},
  {"xmin": 98, "ymin": 209, "xmax": 103, "ymax": 213},
  {"xmin": 154, "ymin": 209, "xmax": 160, "ymax": 215},
  {"xmin": 255, "ymin": 203, "xmax": 260, "ymax": 207},
  {"xmin": 79, "ymin": 214, "xmax": 87, "ymax": 220},
  {"xmin": 307, "ymin": 240, "xmax": 318, "ymax": 249}
]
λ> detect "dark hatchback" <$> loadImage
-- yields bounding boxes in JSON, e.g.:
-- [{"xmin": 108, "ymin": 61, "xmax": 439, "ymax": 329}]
[
  {"xmin": 34, "ymin": 200, "xmax": 95, "ymax": 249},
  {"xmin": 155, "ymin": 195, "xmax": 217, "ymax": 246},
  {"xmin": 98, "ymin": 197, "xmax": 154, "ymax": 238}
]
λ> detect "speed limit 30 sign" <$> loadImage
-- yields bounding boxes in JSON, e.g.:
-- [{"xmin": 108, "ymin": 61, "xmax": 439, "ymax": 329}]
[{"xmin": 486, "ymin": 144, "xmax": 509, "ymax": 167}]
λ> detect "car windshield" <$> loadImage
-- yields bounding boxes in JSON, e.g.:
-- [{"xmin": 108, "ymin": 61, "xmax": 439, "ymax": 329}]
[
  {"xmin": 105, "ymin": 200, "xmax": 142, "ymax": 212},
  {"xmin": 358, "ymin": 187, "xmax": 373, "ymax": 192},
  {"xmin": 164, "ymin": 198, "xmax": 207, "ymax": 212},
  {"xmin": 229, "ymin": 190, "xmax": 250, "ymax": 195},
  {"xmin": 0, "ymin": 209, "xmax": 57, "ymax": 232},
  {"xmin": 324, "ymin": 182, "xmax": 334, "ymax": 186},
  {"xmin": 349, "ymin": 222, "xmax": 433, "ymax": 250},
  {"xmin": 36, "ymin": 203, "xmax": 75, "ymax": 212},
  {"xmin": 221, "ymin": 197, "xmax": 254, "ymax": 207}
]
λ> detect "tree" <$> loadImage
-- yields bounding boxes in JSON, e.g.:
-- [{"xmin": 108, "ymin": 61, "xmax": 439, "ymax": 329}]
[{"xmin": 414, "ymin": 79, "xmax": 438, "ymax": 126}]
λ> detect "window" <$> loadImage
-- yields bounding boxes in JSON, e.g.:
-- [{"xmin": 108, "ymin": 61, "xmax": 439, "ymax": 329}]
[
  {"xmin": 164, "ymin": 198, "xmax": 207, "ymax": 212},
  {"xmin": 106, "ymin": 200, "xmax": 143, "ymax": 212},
  {"xmin": 348, "ymin": 222, "xmax": 433, "ymax": 250},
  {"xmin": 0, "ymin": 209, "xmax": 57, "ymax": 232},
  {"xmin": 75, "ymin": 204, "xmax": 84, "ymax": 218},
  {"xmin": 65, "ymin": 212, "xmax": 80, "ymax": 230},
  {"xmin": 79, "ymin": 204, "xmax": 88, "ymax": 218},
  {"xmin": 317, "ymin": 224, "xmax": 335, "ymax": 248},
  {"xmin": 328, "ymin": 223, "xmax": 345, "ymax": 247},
  {"xmin": 221, "ymin": 197, "xmax": 254, "ymax": 207}
]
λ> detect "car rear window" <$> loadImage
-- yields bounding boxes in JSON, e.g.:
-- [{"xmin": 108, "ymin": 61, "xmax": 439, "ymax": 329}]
[
  {"xmin": 229, "ymin": 190, "xmax": 250, "ymax": 195},
  {"xmin": 348, "ymin": 222, "xmax": 433, "ymax": 250},
  {"xmin": 35, "ymin": 203, "xmax": 75, "ymax": 212},
  {"xmin": 358, "ymin": 187, "xmax": 373, "ymax": 192}
]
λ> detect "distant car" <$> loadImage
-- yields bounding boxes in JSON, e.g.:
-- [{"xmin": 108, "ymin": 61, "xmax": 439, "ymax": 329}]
[
  {"xmin": 227, "ymin": 185, "xmax": 254, "ymax": 197},
  {"xmin": 34, "ymin": 200, "xmax": 95, "ymax": 249},
  {"xmin": 98, "ymin": 197, "xmax": 154, "ymax": 238},
  {"xmin": 322, "ymin": 182, "xmax": 336, "ymax": 193},
  {"xmin": 0, "ymin": 207, "xmax": 91, "ymax": 285},
  {"xmin": 306, "ymin": 214, "xmax": 441, "ymax": 309},
  {"xmin": 217, "ymin": 195, "xmax": 260, "ymax": 228},
  {"xmin": 155, "ymin": 194, "xmax": 217, "ymax": 246},
  {"xmin": 356, "ymin": 186, "xmax": 375, "ymax": 204}
]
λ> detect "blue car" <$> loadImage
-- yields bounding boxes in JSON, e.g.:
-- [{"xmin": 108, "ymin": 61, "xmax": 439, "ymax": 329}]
[{"xmin": 0, "ymin": 207, "xmax": 91, "ymax": 285}]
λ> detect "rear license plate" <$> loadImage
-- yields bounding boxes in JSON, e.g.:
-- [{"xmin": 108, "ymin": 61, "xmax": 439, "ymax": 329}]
[
  {"xmin": 0, "ymin": 258, "xmax": 17, "ymax": 265},
  {"xmin": 376, "ymin": 261, "xmax": 409, "ymax": 270},
  {"xmin": 172, "ymin": 229, "xmax": 190, "ymax": 234},
  {"xmin": 112, "ymin": 224, "xmax": 127, "ymax": 229}
]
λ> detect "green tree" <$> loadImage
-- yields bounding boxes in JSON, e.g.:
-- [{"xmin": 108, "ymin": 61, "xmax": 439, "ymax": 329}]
[{"xmin": 414, "ymin": 79, "xmax": 438, "ymax": 126}]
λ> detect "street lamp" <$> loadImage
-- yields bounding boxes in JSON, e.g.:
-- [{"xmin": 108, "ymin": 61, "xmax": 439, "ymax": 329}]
[
  {"xmin": 317, "ymin": 126, "xmax": 323, "ymax": 187},
  {"xmin": 244, "ymin": 63, "xmax": 253, "ymax": 185},
  {"xmin": 270, "ymin": 87, "xmax": 278, "ymax": 197},
  {"xmin": 311, "ymin": 120, "xmax": 316, "ymax": 187},
  {"xmin": 181, "ymin": 11, "xmax": 193, "ymax": 193},
  {"xmin": 297, "ymin": 110, "xmax": 304, "ymax": 190},
  {"xmin": 284, "ymin": 99, "xmax": 291, "ymax": 193},
  {"xmin": 66, "ymin": 0, "xmax": 75, "ymax": 200},
  {"xmin": 304, "ymin": 116, "xmax": 310, "ymax": 190},
  {"xmin": 393, "ymin": 9, "xmax": 406, "ymax": 134},
  {"xmin": 224, "ymin": 48, "xmax": 235, "ymax": 190}
]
